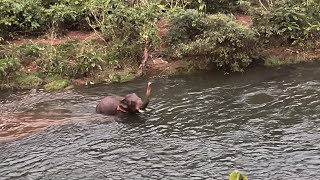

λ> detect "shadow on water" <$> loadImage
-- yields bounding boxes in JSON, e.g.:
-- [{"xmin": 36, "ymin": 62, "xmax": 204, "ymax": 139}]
[
  {"xmin": 116, "ymin": 113, "xmax": 147, "ymax": 124},
  {"xmin": 0, "ymin": 64, "xmax": 320, "ymax": 179}
]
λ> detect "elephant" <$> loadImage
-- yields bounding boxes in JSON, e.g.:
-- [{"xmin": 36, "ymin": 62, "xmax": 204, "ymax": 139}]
[{"xmin": 96, "ymin": 82, "xmax": 152, "ymax": 115}]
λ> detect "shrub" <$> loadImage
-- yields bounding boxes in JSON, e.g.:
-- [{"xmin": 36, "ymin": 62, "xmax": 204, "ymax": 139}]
[
  {"xmin": 74, "ymin": 52, "xmax": 104, "ymax": 78},
  {"xmin": 35, "ymin": 41, "xmax": 106, "ymax": 78},
  {"xmin": 10, "ymin": 43, "xmax": 46, "ymax": 66},
  {"xmin": 16, "ymin": 73, "xmax": 43, "ymax": 89},
  {"xmin": 86, "ymin": 1, "xmax": 164, "ymax": 63},
  {"xmin": 165, "ymin": 9, "xmax": 206, "ymax": 45},
  {"xmin": 86, "ymin": 1, "xmax": 162, "ymax": 41},
  {"xmin": 0, "ymin": 0, "xmax": 44, "ymax": 39},
  {"xmin": 104, "ymin": 40, "xmax": 143, "ymax": 66},
  {"xmin": 203, "ymin": 0, "xmax": 239, "ymax": 13},
  {"xmin": 44, "ymin": 77, "xmax": 69, "ymax": 91},
  {"xmin": 167, "ymin": 12, "xmax": 257, "ymax": 72},
  {"xmin": 252, "ymin": 0, "xmax": 320, "ymax": 47},
  {"xmin": 270, "ymin": 6, "xmax": 308, "ymax": 45},
  {"xmin": 0, "ymin": 0, "xmax": 88, "ymax": 40},
  {"xmin": 0, "ymin": 56, "xmax": 21, "ymax": 82}
]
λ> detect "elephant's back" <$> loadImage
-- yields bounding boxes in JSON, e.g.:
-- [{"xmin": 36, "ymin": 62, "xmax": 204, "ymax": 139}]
[{"xmin": 96, "ymin": 95, "xmax": 124, "ymax": 115}]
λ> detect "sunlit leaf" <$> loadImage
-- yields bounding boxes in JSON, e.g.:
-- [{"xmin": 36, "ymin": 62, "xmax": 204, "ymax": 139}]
[{"xmin": 229, "ymin": 170, "xmax": 248, "ymax": 180}]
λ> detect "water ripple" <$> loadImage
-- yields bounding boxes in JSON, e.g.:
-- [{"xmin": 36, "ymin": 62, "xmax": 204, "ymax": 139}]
[{"xmin": 1, "ymin": 66, "xmax": 320, "ymax": 179}]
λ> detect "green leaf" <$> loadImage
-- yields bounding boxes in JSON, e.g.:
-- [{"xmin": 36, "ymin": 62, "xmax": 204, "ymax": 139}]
[
  {"xmin": 199, "ymin": 2, "xmax": 206, "ymax": 11},
  {"xmin": 229, "ymin": 170, "xmax": 248, "ymax": 180}
]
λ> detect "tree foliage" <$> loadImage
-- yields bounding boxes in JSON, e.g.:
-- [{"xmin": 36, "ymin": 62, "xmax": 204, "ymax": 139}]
[
  {"xmin": 166, "ymin": 10, "xmax": 256, "ymax": 72},
  {"xmin": 1, "ymin": 0, "xmax": 320, "ymax": 77}
]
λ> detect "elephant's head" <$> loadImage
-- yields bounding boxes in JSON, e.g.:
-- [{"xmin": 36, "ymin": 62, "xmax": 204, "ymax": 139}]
[
  {"xmin": 119, "ymin": 93, "xmax": 144, "ymax": 113},
  {"xmin": 118, "ymin": 81, "xmax": 152, "ymax": 113}
]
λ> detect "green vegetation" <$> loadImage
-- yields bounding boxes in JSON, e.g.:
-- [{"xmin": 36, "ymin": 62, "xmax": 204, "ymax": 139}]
[
  {"xmin": 44, "ymin": 76, "xmax": 69, "ymax": 91},
  {"xmin": 264, "ymin": 56, "xmax": 289, "ymax": 67},
  {"xmin": 164, "ymin": 67, "xmax": 180, "ymax": 76},
  {"xmin": 165, "ymin": 11, "xmax": 256, "ymax": 72},
  {"xmin": 163, "ymin": 66, "xmax": 195, "ymax": 76},
  {"xmin": 16, "ymin": 73, "xmax": 43, "ymax": 89},
  {"xmin": 1, "ymin": 0, "xmax": 320, "ymax": 90},
  {"xmin": 229, "ymin": 170, "xmax": 248, "ymax": 180},
  {"xmin": 0, "ymin": 56, "xmax": 21, "ymax": 82},
  {"xmin": 105, "ymin": 71, "xmax": 136, "ymax": 83},
  {"xmin": 44, "ymin": 80, "xmax": 69, "ymax": 91}
]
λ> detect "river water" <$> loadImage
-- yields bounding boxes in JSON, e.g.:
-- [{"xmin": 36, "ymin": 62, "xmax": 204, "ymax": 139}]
[{"xmin": 0, "ymin": 63, "xmax": 320, "ymax": 179}]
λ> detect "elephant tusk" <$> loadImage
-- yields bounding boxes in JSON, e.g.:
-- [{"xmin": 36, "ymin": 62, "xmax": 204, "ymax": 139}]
[
  {"xmin": 117, "ymin": 105, "xmax": 127, "ymax": 113},
  {"xmin": 138, "ymin": 109, "xmax": 145, "ymax": 113}
]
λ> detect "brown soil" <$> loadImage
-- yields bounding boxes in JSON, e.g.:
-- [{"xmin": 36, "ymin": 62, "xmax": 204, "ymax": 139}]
[
  {"xmin": 235, "ymin": 15, "xmax": 253, "ymax": 27},
  {"xmin": 24, "ymin": 61, "xmax": 38, "ymax": 73}
]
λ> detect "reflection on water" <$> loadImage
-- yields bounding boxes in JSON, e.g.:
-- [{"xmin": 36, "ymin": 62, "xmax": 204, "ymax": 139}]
[{"xmin": 1, "ymin": 64, "xmax": 320, "ymax": 179}]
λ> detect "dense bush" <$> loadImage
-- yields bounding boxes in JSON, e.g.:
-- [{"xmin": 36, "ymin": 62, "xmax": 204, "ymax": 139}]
[
  {"xmin": 0, "ymin": 0, "xmax": 44, "ymax": 37},
  {"xmin": 104, "ymin": 40, "xmax": 143, "ymax": 66},
  {"xmin": 1, "ymin": 0, "xmax": 319, "ymax": 47},
  {"xmin": 203, "ymin": 0, "xmax": 239, "ymax": 13},
  {"xmin": 85, "ymin": 1, "xmax": 165, "ymax": 65},
  {"xmin": 251, "ymin": 0, "xmax": 320, "ymax": 47},
  {"xmin": 37, "ymin": 42, "xmax": 106, "ymax": 78},
  {"xmin": 0, "ymin": 0, "xmax": 88, "ymax": 40},
  {"xmin": 166, "ymin": 11, "xmax": 257, "ymax": 72},
  {"xmin": 15, "ymin": 73, "xmax": 43, "ymax": 89},
  {"xmin": 0, "ymin": 56, "xmax": 21, "ymax": 82},
  {"xmin": 271, "ymin": 6, "xmax": 308, "ymax": 44},
  {"xmin": 85, "ymin": 1, "xmax": 161, "ymax": 41},
  {"xmin": 0, "ymin": 41, "xmax": 107, "ymax": 79},
  {"xmin": 165, "ymin": 9, "xmax": 206, "ymax": 45}
]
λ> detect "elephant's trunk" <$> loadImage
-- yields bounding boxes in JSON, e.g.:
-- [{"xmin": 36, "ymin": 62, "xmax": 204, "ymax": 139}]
[{"xmin": 141, "ymin": 81, "xmax": 152, "ymax": 110}]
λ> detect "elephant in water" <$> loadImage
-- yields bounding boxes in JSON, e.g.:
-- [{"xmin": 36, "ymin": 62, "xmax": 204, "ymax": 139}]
[{"xmin": 96, "ymin": 82, "xmax": 152, "ymax": 115}]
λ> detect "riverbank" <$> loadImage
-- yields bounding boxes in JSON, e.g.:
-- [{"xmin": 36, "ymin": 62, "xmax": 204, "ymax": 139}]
[
  {"xmin": 1, "ymin": 29, "xmax": 320, "ymax": 91},
  {"xmin": 1, "ymin": 1, "xmax": 320, "ymax": 91},
  {"xmin": 0, "ymin": 31, "xmax": 187, "ymax": 91}
]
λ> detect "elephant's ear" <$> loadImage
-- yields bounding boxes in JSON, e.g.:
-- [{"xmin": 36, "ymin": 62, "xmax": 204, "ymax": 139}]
[{"xmin": 119, "ymin": 98, "xmax": 128, "ymax": 109}]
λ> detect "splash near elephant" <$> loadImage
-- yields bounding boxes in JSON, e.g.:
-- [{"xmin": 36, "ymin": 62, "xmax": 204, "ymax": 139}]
[{"xmin": 96, "ymin": 82, "xmax": 152, "ymax": 115}]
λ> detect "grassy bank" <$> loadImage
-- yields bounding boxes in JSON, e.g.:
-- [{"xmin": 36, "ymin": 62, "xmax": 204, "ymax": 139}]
[
  {"xmin": 0, "ymin": 39, "xmax": 139, "ymax": 90},
  {"xmin": 1, "ymin": 0, "xmax": 320, "ymax": 91}
]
